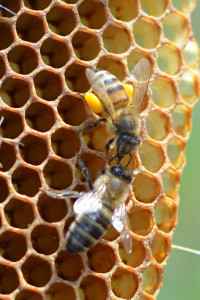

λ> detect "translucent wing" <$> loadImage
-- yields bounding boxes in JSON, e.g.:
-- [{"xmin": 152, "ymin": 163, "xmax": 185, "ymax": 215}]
[
  {"xmin": 73, "ymin": 182, "xmax": 107, "ymax": 215},
  {"xmin": 86, "ymin": 68, "xmax": 117, "ymax": 123},
  {"xmin": 43, "ymin": 189, "xmax": 83, "ymax": 199},
  {"xmin": 130, "ymin": 58, "xmax": 151, "ymax": 116},
  {"xmin": 112, "ymin": 203, "xmax": 132, "ymax": 254}
]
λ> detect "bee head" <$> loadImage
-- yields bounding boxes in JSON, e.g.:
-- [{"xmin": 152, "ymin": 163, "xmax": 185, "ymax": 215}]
[
  {"xmin": 109, "ymin": 165, "xmax": 133, "ymax": 184},
  {"xmin": 117, "ymin": 135, "xmax": 140, "ymax": 157}
]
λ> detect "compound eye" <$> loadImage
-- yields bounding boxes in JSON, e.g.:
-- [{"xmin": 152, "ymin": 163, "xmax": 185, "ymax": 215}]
[
  {"xmin": 110, "ymin": 166, "xmax": 122, "ymax": 176},
  {"xmin": 134, "ymin": 136, "xmax": 140, "ymax": 145}
]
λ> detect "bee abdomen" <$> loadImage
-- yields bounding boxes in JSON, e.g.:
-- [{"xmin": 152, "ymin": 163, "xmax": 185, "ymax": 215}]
[{"xmin": 66, "ymin": 208, "xmax": 112, "ymax": 254}]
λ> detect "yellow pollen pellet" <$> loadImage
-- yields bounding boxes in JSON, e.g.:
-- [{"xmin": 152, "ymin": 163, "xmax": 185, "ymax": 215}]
[
  {"xmin": 123, "ymin": 84, "xmax": 134, "ymax": 99},
  {"xmin": 85, "ymin": 93, "xmax": 103, "ymax": 114}
]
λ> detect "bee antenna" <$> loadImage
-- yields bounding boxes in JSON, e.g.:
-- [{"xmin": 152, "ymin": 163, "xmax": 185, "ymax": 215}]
[{"xmin": 172, "ymin": 244, "xmax": 200, "ymax": 256}]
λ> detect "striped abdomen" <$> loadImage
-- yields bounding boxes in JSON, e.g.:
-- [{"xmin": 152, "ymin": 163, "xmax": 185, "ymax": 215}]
[
  {"xmin": 66, "ymin": 204, "xmax": 113, "ymax": 253},
  {"xmin": 94, "ymin": 69, "xmax": 129, "ymax": 110}
]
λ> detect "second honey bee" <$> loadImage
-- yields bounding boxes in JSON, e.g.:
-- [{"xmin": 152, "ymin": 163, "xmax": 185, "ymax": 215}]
[
  {"xmin": 85, "ymin": 58, "xmax": 151, "ymax": 163},
  {"xmin": 47, "ymin": 161, "xmax": 133, "ymax": 254}
]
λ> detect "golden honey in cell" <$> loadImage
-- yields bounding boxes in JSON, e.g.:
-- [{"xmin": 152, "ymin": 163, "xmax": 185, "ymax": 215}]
[
  {"xmin": 48, "ymin": 165, "xmax": 133, "ymax": 254},
  {"xmin": 85, "ymin": 58, "xmax": 151, "ymax": 162}
]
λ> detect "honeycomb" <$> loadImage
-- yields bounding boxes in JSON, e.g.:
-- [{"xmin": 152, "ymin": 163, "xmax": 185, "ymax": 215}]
[{"xmin": 0, "ymin": 0, "xmax": 199, "ymax": 299}]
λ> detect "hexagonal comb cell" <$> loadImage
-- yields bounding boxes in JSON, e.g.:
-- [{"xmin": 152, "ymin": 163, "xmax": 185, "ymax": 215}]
[
  {"xmin": 142, "ymin": 265, "xmax": 161, "ymax": 295},
  {"xmin": 141, "ymin": 0, "xmax": 168, "ymax": 16},
  {"xmin": 109, "ymin": 0, "xmax": 137, "ymax": 21},
  {"xmin": 51, "ymin": 127, "xmax": 81, "ymax": 159},
  {"xmin": 87, "ymin": 243, "xmax": 116, "ymax": 273},
  {"xmin": 79, "ymin": 275, "xmax": 107, "ymax": 300},
  {"xmin": 119, "ymin": 237, "xmax": 146, "ymax": 267},
  {"xmin": 179, "ymin": 70, "xmax": 199, "ymax": 104},
  {"xmin": 65, "ymin": 62, "xmax": 89, "ymax": 92},
  {"xmin": 25, "ymin": 101, "xmax": 55, "ymax": 132},
  {"xmin": 139, "ymin": 141, "xmax": 165, "ymax": 173},
  {"xmin": 0, "ymin": 263, "xmax": 19, "ymax": 294},
  {"xmin": 16, "ymin": 13, "xmax": 45, "ymax": 43},
  {"xmin": 58, "ymin": 94, "xmax": 88, "ymax": 126},
  {"xmin": 133, "ymin": 172, "xmax": 161, "ymax": 203},
  {"xmin": 19, "ymin": 134, "xmax": 48, "ymax": 165},
  {"xmin": 4, "ymin": 197, "xmax": 35, "ymax": 229},
  {"xmin": 0, "ymin": 76, "xmax": 30, "ymax": 108},
  {"xmin": 167, "ymin": 137, "xmax": 185, "ymax": 169},
  {"xmin": 128, "ymin": 205, "xmax": 154, "ymax": 236},
  {"xmin": 150, "ymin": 232, "xmax": 169, "ymax": 263},
  {"xmin": 103, "ymin": 23, "xmax": 132, "ymax": 54},
  {"xmin": 78, "ymin": 0, "xmax": 107, "ymax": 29},
  {"xmin": 146, "ymin": 110, "xmax": 170, "ymax": 141},
  {"xmin": 33, "ymin": 70, "xmax": 62, "ymax": 101},
  {"xmin": 97, "ymin": 56, "xmax": 126, "ymax": 81},
  {"xmin": 45, "ymin": 282, "xmax": 76, "ymax": 300},
  {"xmin": 21, "ymin": 255, "xmax": 52, "ymax": 287},
  {"xmin": 55, "ymin": 251, "xmax": 84, "ymax": 281},
  {"xmin": 162, "ymin": 12, "xmax": 189, "ymax": 44},
  {"xmin": 172, "ymin": 104, "xmax": 192, "ymax": 137},
  {"xmin": 111, "ymin": 267, "xmax": 138, "ymax": 299},
  {"xmin": 43, "ymin": 158, "xmax": 73, "ymax": 190},
  {"xmin": 157, "ymin": 43, "xmax": 181, "ymax": 75},
  {"xmin": 151, "ymin": 76, "xmax": 177, "ymax": 108},
  {"xmin": 154, "ymin": 197, "xmax": 177, "ymax": 233},
  {"xmin": 31, "ymin": 224, "xmax": 59, "ymax": 255},
  {"xmin": 0, "ymin": 230, "xmax": 27, "ymax": 262},
  {"xmin": 47, "ymin": 5, "xmax": 77, "ymax": 37},
  {"xmin": 40, "ymin": 37, "xmax": 71, "ymax": 68},
  {"xmin": 162, "ymin": 168, "xmax": 180, "ymax": 199},
  {"xmin": 72, "ymin": 29, "xmax": 100, "ymax": 61},
  {"xmin": 7, "ymin": 44, "xmax": 38, "ymax": 74},
  {"xmin": 37, "ymin": 193, "xmax": 68, "ymax": 223},
  {"xmin": 12, "ymin": 166, "xmax": 41, "ymax": 197},
  {"xmin": 132, "ymin": 17, "xmax": 160, "ymax": 49}
]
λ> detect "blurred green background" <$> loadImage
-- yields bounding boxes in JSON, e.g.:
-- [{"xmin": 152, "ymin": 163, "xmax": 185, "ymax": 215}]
[{"xmin": 159, "ymin": 2, "xmax": 200, "ymax": 300}]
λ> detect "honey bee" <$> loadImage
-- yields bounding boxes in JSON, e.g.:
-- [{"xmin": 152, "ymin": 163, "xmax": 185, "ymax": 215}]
[
  {"xmin": 85, "ymin": 58, "xmax": 151, "ymax": 163},
  {"xmin": 47, "ymin": 161, "xmax": 133, "ymax": 254}
]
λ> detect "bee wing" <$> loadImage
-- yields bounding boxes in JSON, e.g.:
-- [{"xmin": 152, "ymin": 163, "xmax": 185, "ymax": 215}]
[
  {"xmin": 112, "ymin": 203, "xmax": 132, "ymax": 254},
  {"xmin": 73, "ymin": 182, "xmax": 107, "ymax": 215},
  {"xmin": 86, "ymin": 68, "xmax": 116, "ymax": 123},
  {"xmin": 43, "ymin": 189, "xmax": 82, "ymax": 199},
  {"xmin": 129, "ymin": 58, "xmax": 151, "ymax": 116}
]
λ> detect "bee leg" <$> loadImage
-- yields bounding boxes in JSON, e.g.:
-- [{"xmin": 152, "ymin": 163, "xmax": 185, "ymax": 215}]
[
  {"xmin": 125, "ymin": 153, "xmax": 132, "ymax": 168},
  {"xmin": 78, "ymin": 160, "xmax": 94, "ymax": 190},
  {"xmin": 106, "ymin": 137, "xmax": 114, "ymax": 154},
  {"xmin": 107, "ymin": 153, "xmax": 122, "ymax": 166},
  {"xmin": 0, "ymin": 4, "xmax": 17, "ymax": 16},
  {"xmin": 84, "ymin": 118, "xmax": 107, "ymax": 131}
]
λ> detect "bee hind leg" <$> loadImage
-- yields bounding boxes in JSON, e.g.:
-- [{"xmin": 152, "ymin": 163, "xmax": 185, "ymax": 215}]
[
  {"xmin": 78, "ymin": 160, "xmax": 94, "ymax": 190},
  {"xmin": 84, "ymin": 118, "xmax": 107, "ymax": 131}
]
